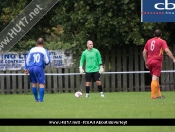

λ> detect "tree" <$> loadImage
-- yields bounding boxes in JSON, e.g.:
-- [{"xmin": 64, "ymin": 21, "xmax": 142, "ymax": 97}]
[
  {"xmin": 52, "ymin": 0, "xmax": 175, "ymax": 49},
  {"xmin": 52, "ymin": 0, "xmax": 144, "ymax": 49},
  {"xmin": 0, "ymin": 0, "xmax": 58, "ymax": 51},
  {"xmin": 1, "ymin": 0, "xmax": 175, "ymax": 52}
]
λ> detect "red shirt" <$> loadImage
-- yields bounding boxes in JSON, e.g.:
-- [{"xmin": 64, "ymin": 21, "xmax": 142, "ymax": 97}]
[{"xmin": 144, "ymin": 37, "xmax": 168, "ymax": 63}]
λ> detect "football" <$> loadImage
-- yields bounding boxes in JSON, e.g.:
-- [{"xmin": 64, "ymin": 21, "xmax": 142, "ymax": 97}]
[{"xmin": 75, "ymin": 91, "xmax": 83, "ymax": 97}]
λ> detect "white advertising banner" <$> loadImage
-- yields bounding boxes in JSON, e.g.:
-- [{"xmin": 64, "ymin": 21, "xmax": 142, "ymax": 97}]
[{"xmin": 0, "ymin": 50, "xmax": 73, "ymax": 70}]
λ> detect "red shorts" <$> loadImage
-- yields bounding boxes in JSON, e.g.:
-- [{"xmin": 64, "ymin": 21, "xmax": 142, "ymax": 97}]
[{"xmin": 147, "ymin": 60, "xmax": 162, "ymax": 77}]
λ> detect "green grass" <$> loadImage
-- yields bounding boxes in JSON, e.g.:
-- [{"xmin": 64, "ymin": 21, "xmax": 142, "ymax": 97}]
[{"xmin": 0, "ymin": 91, "xmax": 175, "ymax": 132}]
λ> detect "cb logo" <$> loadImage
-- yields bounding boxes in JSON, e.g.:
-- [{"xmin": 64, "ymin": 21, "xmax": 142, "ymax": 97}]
[{"xmin": 154, "ymin": 0, "xmax": 175, "ymax": 10}]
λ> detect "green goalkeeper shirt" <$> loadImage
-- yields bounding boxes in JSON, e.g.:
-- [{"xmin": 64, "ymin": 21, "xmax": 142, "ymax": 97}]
[{"xmin": 80, "ymin": 48, "xmax": 102, "ymax": 73}]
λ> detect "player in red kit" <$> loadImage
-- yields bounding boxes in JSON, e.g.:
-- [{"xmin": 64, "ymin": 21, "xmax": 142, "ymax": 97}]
[{"xmin": 143, "ymin": 29, "xmax": 175, "ymax": 99}]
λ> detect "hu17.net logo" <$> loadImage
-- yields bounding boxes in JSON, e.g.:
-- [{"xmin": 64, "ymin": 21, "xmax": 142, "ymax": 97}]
[{"xmin": 141, "ymin": 0, "xmax": 175, "ymax": 22}]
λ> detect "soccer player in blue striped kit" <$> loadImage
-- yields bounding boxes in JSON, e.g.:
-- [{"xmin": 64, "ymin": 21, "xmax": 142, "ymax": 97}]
[{"xmin": 24, "ymin": 38, "xmax": 50, "ymax": 102}]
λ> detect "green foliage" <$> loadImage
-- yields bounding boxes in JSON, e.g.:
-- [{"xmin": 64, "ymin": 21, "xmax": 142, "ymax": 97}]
[
  {"xmin": 52, "ymin": 0, "xmax": 175, "ymax": 48},
  {"xmin": 44, "ymin": 25, "xmax": 77, "ymax": 50},
  {"xmin": 44, "ymin": 41, "xmax": 77, "ymax": 50},
  {"xmin": 1, "ymin": 0, "xmax": 175, "ymax": 52},
  {"xmin": 11, "ymin": 39, "xmax": 36, "ymax": 52},
  {"xmin": 52, "ymin": 0, "xmax": 143, "ymax": 48}
]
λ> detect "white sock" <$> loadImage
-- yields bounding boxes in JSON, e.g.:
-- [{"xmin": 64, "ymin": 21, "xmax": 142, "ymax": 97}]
[{"xmin": 100, "ymin": 92, "xmax": 103, "ymax": 95}]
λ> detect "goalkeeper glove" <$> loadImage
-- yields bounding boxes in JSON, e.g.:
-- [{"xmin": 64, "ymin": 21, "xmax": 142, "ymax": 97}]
[
  {"xmin": 79, "ymin": 66, "xmax": 84, "ymax": 74},
  {"xmin": 99, "ymin": 66, "xmax": 104, "ymax": 74}
]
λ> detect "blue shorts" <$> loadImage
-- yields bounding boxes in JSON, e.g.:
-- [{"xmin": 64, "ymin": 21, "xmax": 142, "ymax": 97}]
[{"xmin": 29, "ymin": 66, "xmax": 45, "ymax": 84}]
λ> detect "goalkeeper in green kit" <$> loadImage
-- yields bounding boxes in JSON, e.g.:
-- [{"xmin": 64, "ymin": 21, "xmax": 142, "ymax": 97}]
[{"xmin": 79, "ymin": 40, "xmax": 105, "ymax": 97}]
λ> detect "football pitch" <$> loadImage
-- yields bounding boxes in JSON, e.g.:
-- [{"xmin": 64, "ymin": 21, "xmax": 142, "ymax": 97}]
[{"xmin": 0, "ymin": 92, "xmax": 175, "ymax": 132}]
